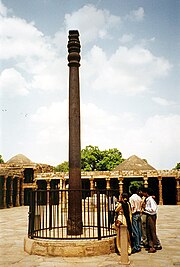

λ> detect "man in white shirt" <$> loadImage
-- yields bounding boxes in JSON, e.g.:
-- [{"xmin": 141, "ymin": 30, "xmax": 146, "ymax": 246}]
[
  {"xmin": 129, "ymin": 186, "xmax": 142, "ymax": 253},
  {"xmin": 144, "ymin": 188, "xmax": 162, "ymax": 253}
]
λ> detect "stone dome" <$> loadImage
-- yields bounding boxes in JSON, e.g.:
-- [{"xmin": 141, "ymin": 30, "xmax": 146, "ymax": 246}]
[
  {"xmin": 114, "ymin": 155, "xmax": 156, "ymax": 171},
  {"xmin": 6, "ymin": 154, "xmax": 33, "ymax": 165}
]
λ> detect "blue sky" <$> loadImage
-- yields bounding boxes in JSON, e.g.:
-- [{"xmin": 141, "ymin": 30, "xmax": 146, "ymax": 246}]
[{"xmin": 0, "ymin": 0, "xmax": 179, "ymax": 169}]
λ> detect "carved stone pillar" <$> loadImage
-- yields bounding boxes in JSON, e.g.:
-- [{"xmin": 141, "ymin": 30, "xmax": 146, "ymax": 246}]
[
  {"xmin": 9, "ymin": 177, "xmax": 13, "ymax": 207},
  {"xmin": 158, "ymin": 176, "xmax": 163, "ymax": 205},
  {"xmin": 47, "ymin": 180, "xmax": 51, "ymax": 204},
  {"xmin": 20, "ymin": 175, "xmax": 24, "ymax": 206},
  {"xmin": 59, "ymin": 178, "xmax": 63, "ymax": 190},
  {"xmin": 176, "ymin": 178, "xmax": 180, "ymax": 205},
  {"xmin": 143, "ymin": 173, "xmax": 148, "ymax": 188},
  {"xmin": 3, "ymin": 176, "xmax": 7, "ymax": 208},
  {"xmin": 21, "ymin": 182, "xmax": 24, "ymax": 206},
  {"xmin": 16, "ymin": 177, "xmax": 20, "ymax": 207},
  {"xmin": 67, "ymin": 30, "xmax": 82, "ymax": 235},
  {"xmin": 90, "ymin": 177, "xmax": 94, "ymax": 190},
  {"xmin": 106, "ymin": 178, "xmax": 110, "ymax": 190},
  {"xmin": 118, "ymin": 177, "xmax": 124, "ymax": 196},
  {"xmin": 61, "ymin": 177, "xmax": 66, "ymax": 203},
  {"xmin": 90, "ymin": 176, "xmax": 94, "ymax": 197}
]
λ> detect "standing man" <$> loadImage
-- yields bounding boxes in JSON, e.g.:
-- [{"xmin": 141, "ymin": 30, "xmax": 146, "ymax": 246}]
[
  {"xmin": 129, "ymin": 186, "xmax": 142, "ymax": 253},
  {"xmin": 144, "ymin": 188, "xmax": 162, "ymax": 253}
]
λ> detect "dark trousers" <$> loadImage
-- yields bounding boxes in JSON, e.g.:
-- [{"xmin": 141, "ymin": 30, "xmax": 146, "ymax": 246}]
[{"xmin": 146, "ymin": 214, "xmax": 158, "ymax": 248}]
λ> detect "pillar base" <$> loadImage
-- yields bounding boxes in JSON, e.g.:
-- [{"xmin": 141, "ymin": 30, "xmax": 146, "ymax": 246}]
[{"xmin": 24, "ymin": 236, "xmax": 116, "ymax": 257}]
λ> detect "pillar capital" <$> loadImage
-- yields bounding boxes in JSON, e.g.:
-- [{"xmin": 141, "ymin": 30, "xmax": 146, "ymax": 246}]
[{"xmin": 67, "ymin": 30, "xmax": 81, "ymax": 67}]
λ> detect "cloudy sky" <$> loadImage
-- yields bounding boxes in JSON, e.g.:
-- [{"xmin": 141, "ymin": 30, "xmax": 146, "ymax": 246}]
[{"xmin": 0, "ymin": 0, "xmax": 179, "ymax": 170}]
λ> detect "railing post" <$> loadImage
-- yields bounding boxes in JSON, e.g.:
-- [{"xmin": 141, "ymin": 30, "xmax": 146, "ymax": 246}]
[
  {"xmin": 120, "ymin": 225, "xmax": 130, "ymax": 265},
  {"xmin": 28, "ymin": 190, "xmax": 35, "ymax": 238},
  {"xmin": 97, "ymin": 190, "xmax": 101, "ymax": 240}
]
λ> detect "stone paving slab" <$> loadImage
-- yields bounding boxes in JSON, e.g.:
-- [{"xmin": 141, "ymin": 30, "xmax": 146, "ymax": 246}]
[{"xmin": 0, "ymin": 206, "xmax": 180, "ymax": 267}]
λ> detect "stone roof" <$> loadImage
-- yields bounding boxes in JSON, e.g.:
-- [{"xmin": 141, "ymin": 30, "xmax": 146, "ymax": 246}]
[
  {"xmin": 114, "ymin": 155, "xmax": 156, "ymax": 171},
  {"xmin": 6, "ymin": 154, "xmax": 33, "ymax": 165}
]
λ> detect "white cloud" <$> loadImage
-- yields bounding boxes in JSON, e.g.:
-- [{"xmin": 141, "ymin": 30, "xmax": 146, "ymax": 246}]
[
  {"xmin": 82, "ymin": 45, "xmax": 172, "ymax": 95},
  {"xmin": 121, "ymin": 114, "xmax": 180, "ymax": 169},
  {"xmin": 29, "ymin": 100, "xmax": 180, "ymax": 169},
  {"xmin": 64, "ymin": 4, "xmax": 120, "ymax": 44},
  {"xmin": 0, "ymin": 16, "xmax": 54, "ymax": 60},
  {"xmin": 30, "ymin": 58, "xmax": 67, "ymax": 92},
  {"xmin": 0, "ymin": 0, "xmax": 7, "ymax": 16},
  {"xmin": 126, "ymin": 7, "xmax": 145, "ymax": 21},
  {"xmin": 152, "ymin": 97, "xmax": 176, "ymax": 106},
  {"xmin": 0, "ymin": 68, "xmax": 29, "ymax": 96},
  {"xmin": 0, "ymin": 9, "xmax": 65, "ymax": 94},
  {"xmin": 119, "ymin": 34, "xmax": 134, "ymax": 43}
]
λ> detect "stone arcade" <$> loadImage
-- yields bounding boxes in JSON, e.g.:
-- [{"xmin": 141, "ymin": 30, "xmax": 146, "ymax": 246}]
[{"xmin": 0, "ymin": 154, "xmax": 180, "ymax": 209}]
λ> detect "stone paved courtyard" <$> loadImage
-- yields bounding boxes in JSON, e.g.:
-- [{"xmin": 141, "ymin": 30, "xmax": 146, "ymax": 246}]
[{"xmin": 0, "ymin": 205, "xmax": 180, "ymax": 267}]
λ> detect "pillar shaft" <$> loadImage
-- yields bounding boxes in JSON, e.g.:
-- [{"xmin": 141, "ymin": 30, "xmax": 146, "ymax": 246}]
[
  {"xmin": 118, "ymin": 177, "xmax": 124, "ymax": 196},
  {"xmin": 158, "ymin": 176, "xmax": 163, "ymax": 205},
  {"xmin": 9, "ymin": 178, "xmax": 13, "ymax": 207},
  {"xmin": 106, "ymin": 178, "xmax": 110, "ymax": 190},
  {"xmin": 176, "ymin": 178, "xmax": 180, "ymax": 205},
  {"xmin": 3, "ymin": 177, "xmax": 7, "ymax": 208},
  {"xmin": 67, "ymin": 30, "xmax": 82, "ymax": 235},
  {"xmin": 16, "ymin": 177, "xmax": 20, "ymax": 207}
]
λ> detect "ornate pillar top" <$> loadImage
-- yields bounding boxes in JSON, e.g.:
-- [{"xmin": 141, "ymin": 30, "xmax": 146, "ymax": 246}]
[{"xmin": 67, "ymin": 30, "xmax": 81, "ymax": 67}]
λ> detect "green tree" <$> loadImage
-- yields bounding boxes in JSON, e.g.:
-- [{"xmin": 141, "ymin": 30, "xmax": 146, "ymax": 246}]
[
  {"xmin": 129, "ymin": 181, "xmax": 144, "ymax": 194},
  {"xmin": 81, "ymin": 145, "xmax": 124, "ymax": 171},
  {"xmin": 97, "ymin": 148, "xmax": 124, "ymax": 171},
  {"xmin": 54, "ymin": 145, "xmax": 124, "ymax": 172},
  {"xmin": 0, "ymin": 155, "xmax": 4, "ymax": 163},
  {"xmin": 54, "ymin": 161, "xmax": 69, "ymax": 172},
  {"xmin": 174, "ymin": 163, "xmax": 180, "ymax": 170},
  {"xmin": 81, "ymin": 145, "xmax": 102, "ymax": 171}
]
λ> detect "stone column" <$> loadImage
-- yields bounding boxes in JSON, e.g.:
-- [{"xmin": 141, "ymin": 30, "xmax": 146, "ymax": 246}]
[
  {"xmin": 19, "ymin": 178, "xmax": 24, "ymax": 206},
  {"xmin": 90, "ymin": 176, "xmax": 94, "ymax": 197},
  {"xmin": 120, "ymin": 225, "xmax": 130, "ymax": 265},
  {"xmin": 16, "ymin": 177, "xmax": 20, "ymax": 207},
  {"xmin": 143, "ymin": 173, "xmax": 148, "ymax": 188},
  {"xmin": 90, "ymin": 176, "xmax": 94, "ymax": 190},
  {"xmin": 67, "ymin": 30, "xmax": 82, "ymax": 235},
  {"xmin": 176, "ymin": 178, "xmax": 180, "ymax": 205},
  {"xmin": 158, "ymin": 176, "xmax": 163, "ymax": 205},
  {"xmin": 106, "ymin": 178, "xmax": 110, "ymax": 190},
  {"xmin": 118, "ymin": 177, "xmax": 124, "ymax": 196},
  {"xmin": 3, "ymin": 176, "xmax": 7, "ymax": 208},
  {"xmin": 9, "ymin": 177, "xmax": 13, "ymax": 207},
  {"xmin": 61, "ymin": 177, "xmax": 66, "ymax": 205},
  {"xmin": 47, "ymin": 180, "xmax": 51, "ymax": 204},
  {"xmin": 21, "ymin": 181, "xmax": 24, "ymax": 206}
]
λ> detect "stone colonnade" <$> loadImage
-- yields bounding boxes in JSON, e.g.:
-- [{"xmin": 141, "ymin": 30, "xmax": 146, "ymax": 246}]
[
  {"xmin": 0, "ymin": 174, "xmax": 24, "ymax": 208},
  {"xmin": 1, "ymin": 170, "xmax": 180, "ymax": 208},
  {"xmin": 35, "ymin": 171, "xmax": 180, "ymax": 205}
]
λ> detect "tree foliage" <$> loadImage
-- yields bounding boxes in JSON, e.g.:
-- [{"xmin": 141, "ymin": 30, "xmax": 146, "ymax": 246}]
[
  {"xmin": 81, "ymin": 145, "xmax": 124, "ymax": 171},
  {"xmin": 174, "ymin": 162, "xmax": 180, "ymax": 170},
  {"xmin": 54, "ymin": 161, "xmax": 69, "ymax": 172},
  {"xmin": 54, "ymin": 145, "xmax": 124, "ymax": 172},
  {"xmin": 0, "ymin": 155, "xmax": 4, "ymax": 163}
]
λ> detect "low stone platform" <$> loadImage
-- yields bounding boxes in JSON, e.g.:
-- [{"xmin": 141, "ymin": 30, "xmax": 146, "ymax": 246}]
[{"xmin": 24, "ymin": 236, "xmax": 115, "ymax": 257}]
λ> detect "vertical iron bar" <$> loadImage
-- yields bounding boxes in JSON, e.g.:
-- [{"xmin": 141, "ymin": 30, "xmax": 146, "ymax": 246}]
[{"xmin": 97, "ymin": 190, "xmax": 101, "ymax": 240}]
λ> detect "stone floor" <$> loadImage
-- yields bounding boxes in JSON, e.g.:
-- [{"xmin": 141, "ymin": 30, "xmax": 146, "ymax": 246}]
[{"xmin": 0, "ymin": 205, "xmax": 180, "ymax": 267}]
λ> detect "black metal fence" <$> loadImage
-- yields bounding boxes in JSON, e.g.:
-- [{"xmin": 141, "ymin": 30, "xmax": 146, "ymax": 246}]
[{"xmin": 28, "ymin": 189, "xmax": 119, "ymax": 240}]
